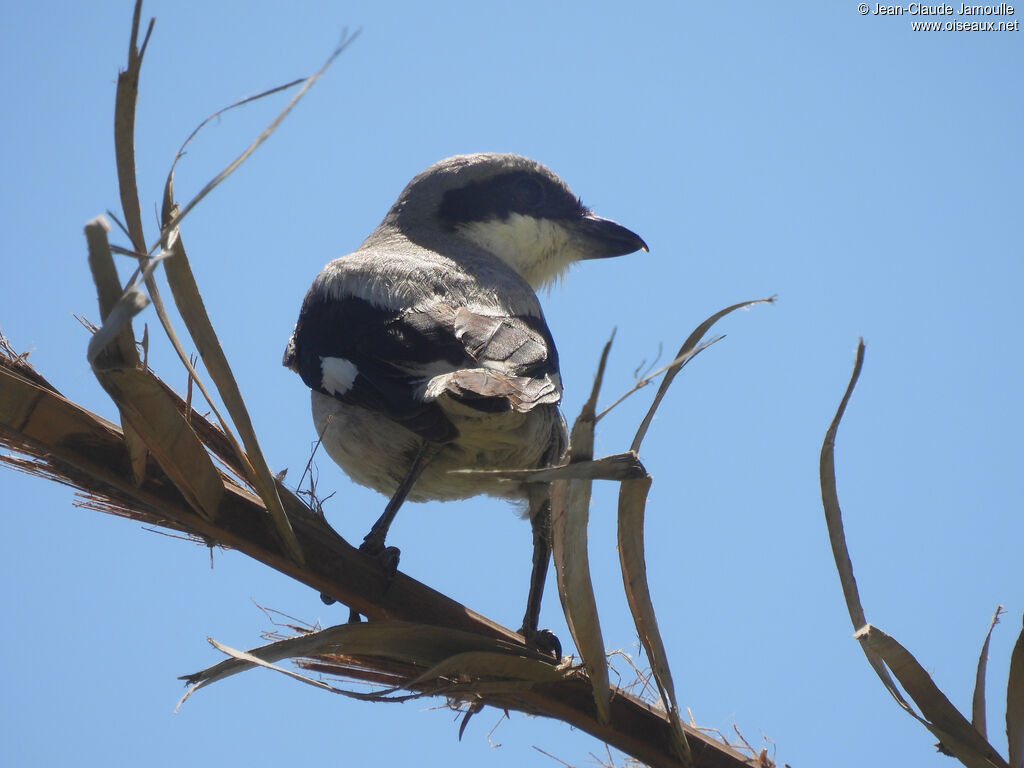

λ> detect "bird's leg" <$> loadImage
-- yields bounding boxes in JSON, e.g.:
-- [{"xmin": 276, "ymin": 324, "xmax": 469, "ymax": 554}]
[
  {"xmin": 520, "ymin": 500, "xmax": 550, "ymax": 635},
  {"xmin": 518, "ymin": 495, "xmax": 561, "ymax": 659},
  {"xmin": 322, "ymin": 440, "xmax": 439, "ymax": 614},
  {"xmin": 359, "ymin": 439, "xmax": 438, "ymax": 572}
]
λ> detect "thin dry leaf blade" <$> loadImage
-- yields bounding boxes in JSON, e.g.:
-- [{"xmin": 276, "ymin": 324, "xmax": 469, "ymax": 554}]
[
  {"xmin": 158, "ymin": 207, "xmax": 301, "ymax": 565},
  {"xmin": 179, "ymin": 623, "xmax": 564, "ymax": 712},
  {"xmin": 551, "ymin": 337, "xmax": 616, "ymax": 722},
  {"xmin": 631, "ymin": 296, "xmax": 774, "ymax": 453},
  {"xmin": 189, "ymin": 639, "xmax": 357, "ymax": 702},
  {"xmin": 974, "ymin": 607, "xmax": 1004, "ymax": 740},
  {"xmin": 306, "ymin": 622, "xmax": 545, "ymax": 667},
  {"xmin": 548, "ymin": 335, "xmax": 615, "ymax": 725},
  {"xmin": 115, "ymin": 34, "xmax": 362, "ymax": 567},
  {"xmin": 819, "ymin": 342, "xmax": 951, "ymax": 732},
  {"xmin": 618, "ymin": 475, "xmax": 690, "ymax": 763},
  {"xmin": 598, "ymin": 336, "xmax": 722, "ymax": 423},
  {"xmin": 402, "ymin": 651, "xmax": 567, "ymax": 688},
  {"xmin": 1008, "ymin": 612, "xmax": 1024, "ymax": 768},
  {"xmin": 94, "ymin": 367, "xmax": 223, "ymax": 520},
  {"xmin": 85, "ymin": 216, "xmax": 137, "ymax": 363},
  {"xmin": 113, "ymin": 0, "xmax": 150, "ymax": 258},
  {"xmin": 451, "ymin": 453, "xmax": 645, "ymax": 483},
  {"xmin": 820, "ymin": 340, "xmax": 869, "ymax": 632},
  {"xmin": 551, "ymin": 477, "xmax": 610, "ymax": 724},
  {"xmin": 160, "ymin": 32, "xmax": 358, "ymax": 235},
  {"xmin": 197, "ymin": 638, "xmax": 451, "ymax": 707},
  {"xmin": 85, "ymin": 215, "xmax": 148, "ymax": 481},
  {"xmin": 86, "ymin": 288, "xmax": 149, "ymax": 366},
  {"xmin": 181, "ymin": 621, "xmax": 550, "ymax": 690},
  {"xmin": 857, "ymin": 625, "xmax": 1009, "ymax": 768},
  {"xmin": 182, "ymin": 624, "xmax": 353, "ymax": 690}
]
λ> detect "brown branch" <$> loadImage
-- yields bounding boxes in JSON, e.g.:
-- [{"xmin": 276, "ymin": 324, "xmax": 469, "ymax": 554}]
[{"xmin": 0, "ymin": 350, "xmax": 750, "ymax": 768}]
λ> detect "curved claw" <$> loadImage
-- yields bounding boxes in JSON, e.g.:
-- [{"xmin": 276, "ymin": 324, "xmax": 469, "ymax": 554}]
[
  {"xmin": 376, "ymin": 545, "xmax": 401, "ymax": 576},
  {"xmin": 359, "ymin": 536, "xmax": 401, "ymax": 573},
  {"xmin": 320, "ymin": 540, "xmax": 401, "ymax": 615},
  {"xmin": 520, "ymin": 626, "xmax": 562, "ymax": 659}
]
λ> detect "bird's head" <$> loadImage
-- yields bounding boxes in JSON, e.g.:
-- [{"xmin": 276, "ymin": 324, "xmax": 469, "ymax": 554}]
[{"xmin": 381, "ymin": 153, "xmax": 648, "ymax": 288}]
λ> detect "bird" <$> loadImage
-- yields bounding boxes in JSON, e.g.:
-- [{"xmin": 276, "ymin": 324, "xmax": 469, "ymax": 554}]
[{"xmin": 283, "ymin": 153, "xmax": 646, "ymax": 655}]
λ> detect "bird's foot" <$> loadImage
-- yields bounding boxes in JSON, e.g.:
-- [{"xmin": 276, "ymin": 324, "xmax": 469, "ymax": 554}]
[
  {"xmin": 359, "ymin": 538, "xmax": 401, "ymax": 577},
  {"xmin": 319, "ymin": 540, "xmax": 400, "ymax": 617},
  {"xmin": 520, "ymin": 626, "xmax": 562, "ymax": 660}
]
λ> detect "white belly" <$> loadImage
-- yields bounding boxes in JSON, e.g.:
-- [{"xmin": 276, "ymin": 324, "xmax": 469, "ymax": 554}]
[{"xmin": 311, "ymin": 391, "xmax": 565, "ymax": 503}]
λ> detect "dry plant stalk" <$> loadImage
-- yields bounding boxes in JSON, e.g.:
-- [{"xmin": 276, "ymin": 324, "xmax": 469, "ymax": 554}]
[
  {"xmin": 1, "ymin": 296, "xmax": 761, "ymax": 768},
  {"xmin": 820, "ymin": 340, "xmax": 1024, "ymax": 768},
  {"xmin": 0, "ymin": 3, "xmax": 777, "ymax": 768}
]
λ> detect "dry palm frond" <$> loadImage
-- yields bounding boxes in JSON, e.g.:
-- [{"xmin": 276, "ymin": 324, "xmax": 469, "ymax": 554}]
[{"xmin": 0, "ymin": 3, "xmax": 779, "ymax": 768}]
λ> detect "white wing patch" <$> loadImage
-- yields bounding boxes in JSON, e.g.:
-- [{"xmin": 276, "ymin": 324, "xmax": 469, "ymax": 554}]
[{"xmin": 320, "ymin": 356, "xmax": 359, "ymax": 396}]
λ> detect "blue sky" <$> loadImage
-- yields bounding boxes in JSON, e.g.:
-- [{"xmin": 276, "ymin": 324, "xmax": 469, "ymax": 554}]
[{"xmin": 1, "ymin": 2, "xmax": 1021, "ymax": 767}]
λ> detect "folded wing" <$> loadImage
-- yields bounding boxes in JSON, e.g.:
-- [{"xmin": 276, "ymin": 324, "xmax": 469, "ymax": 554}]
[{"xmin": 284, "ymin": 294, "xmax": 562, "ymax": 443}]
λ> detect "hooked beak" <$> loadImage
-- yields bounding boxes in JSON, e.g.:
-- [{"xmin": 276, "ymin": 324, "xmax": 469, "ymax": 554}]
[{"xmin": 573, "ymin": 214, "xmax": 649, "ymax": 259}]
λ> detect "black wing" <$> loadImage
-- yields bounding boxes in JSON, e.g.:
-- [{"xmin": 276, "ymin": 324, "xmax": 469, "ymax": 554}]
[{"xmin": 284, "ymin": 294, "xmax": 560, "ymax": 442}]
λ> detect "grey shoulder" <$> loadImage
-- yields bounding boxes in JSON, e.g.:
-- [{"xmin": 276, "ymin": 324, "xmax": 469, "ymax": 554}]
[{"xmin": 310, "ymin": 239, "xmax": 546, "ymax": 318}]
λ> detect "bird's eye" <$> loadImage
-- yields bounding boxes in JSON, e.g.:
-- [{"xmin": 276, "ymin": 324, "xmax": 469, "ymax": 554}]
[{"xmin": 511, "ymin": 177, "xmax": 545, "ymax": 209}]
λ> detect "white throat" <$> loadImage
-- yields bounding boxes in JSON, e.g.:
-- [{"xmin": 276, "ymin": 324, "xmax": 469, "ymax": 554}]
[{"xmin": 457, "ymin": 213, "xmax": 581, "ymax": 289}]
